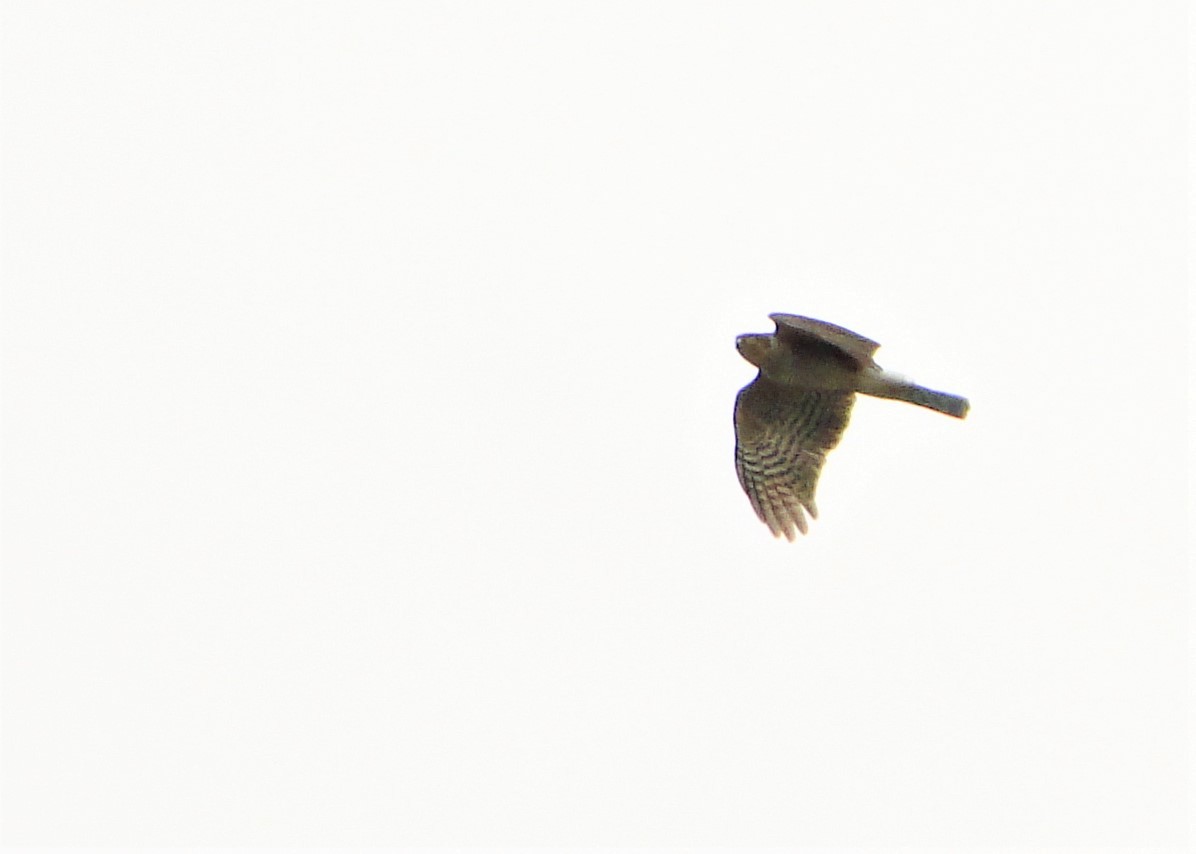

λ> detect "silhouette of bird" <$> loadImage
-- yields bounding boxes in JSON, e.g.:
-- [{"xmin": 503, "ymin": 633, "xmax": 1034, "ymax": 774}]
[{"xmin": 734, "ymin": 314, "xmax": 969, "ymax": 540}]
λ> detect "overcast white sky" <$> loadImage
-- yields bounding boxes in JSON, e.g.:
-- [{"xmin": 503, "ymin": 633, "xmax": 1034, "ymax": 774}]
[{"xmin": 1, "ymin": 1, "xmax": 1189, "ymax": 851}]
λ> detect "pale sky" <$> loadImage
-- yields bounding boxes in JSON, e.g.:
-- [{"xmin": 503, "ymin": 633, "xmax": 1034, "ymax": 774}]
[{"xmin": 1, "ymin": 1, "xmax": 1189, "ymax": 851}]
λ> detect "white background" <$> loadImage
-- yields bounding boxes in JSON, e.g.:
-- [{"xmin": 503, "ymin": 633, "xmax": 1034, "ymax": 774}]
[{"xmin": 1, "ymin": 1, "xmax": 1188, "ymax": 850}]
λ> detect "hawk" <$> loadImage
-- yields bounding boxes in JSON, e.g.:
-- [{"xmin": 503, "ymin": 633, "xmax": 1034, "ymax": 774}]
[{"xmin": 734, "ymin": 314, "xmax": 969, "ymax": 540}]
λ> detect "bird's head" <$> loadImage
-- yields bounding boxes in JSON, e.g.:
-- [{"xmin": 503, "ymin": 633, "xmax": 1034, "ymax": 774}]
[{"xmin": 736, "ymin": 333, "xmax": 776, "ymax": 368}]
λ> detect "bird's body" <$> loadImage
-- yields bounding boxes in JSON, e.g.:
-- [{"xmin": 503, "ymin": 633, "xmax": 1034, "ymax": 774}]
[{"xmin": 734, "ymin": 314, "xmax": 969, "ymax": 540}]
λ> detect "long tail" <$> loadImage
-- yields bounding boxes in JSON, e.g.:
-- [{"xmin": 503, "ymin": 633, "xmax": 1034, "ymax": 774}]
[
  {"xmin": 864, "ymin": 375, "xmax": 970, "ymax": 418},
  {"xmin": 896, "ymin": 384, "xmax": 970, "ymax": 418}
]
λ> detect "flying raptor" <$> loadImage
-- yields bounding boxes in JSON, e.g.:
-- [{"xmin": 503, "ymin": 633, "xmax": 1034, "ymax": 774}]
[{"xmin": 734, "ymin": 314, "xmax": 969, "ymax": 540}]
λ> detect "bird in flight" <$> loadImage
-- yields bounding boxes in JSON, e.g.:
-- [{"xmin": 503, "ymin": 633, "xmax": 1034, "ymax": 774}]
[{"xmin": 734, "ymin": 314, "xmax": 969, "ymax": 540}]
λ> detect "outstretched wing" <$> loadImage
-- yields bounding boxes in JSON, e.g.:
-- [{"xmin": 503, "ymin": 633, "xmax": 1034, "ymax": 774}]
[
  {"xmin": 770, "ymin": 314, "xmax": 880, "ymax": 366},
  {"xmin": 734, "ymin": 377, "xmax": 855, "ymax": 540}
]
